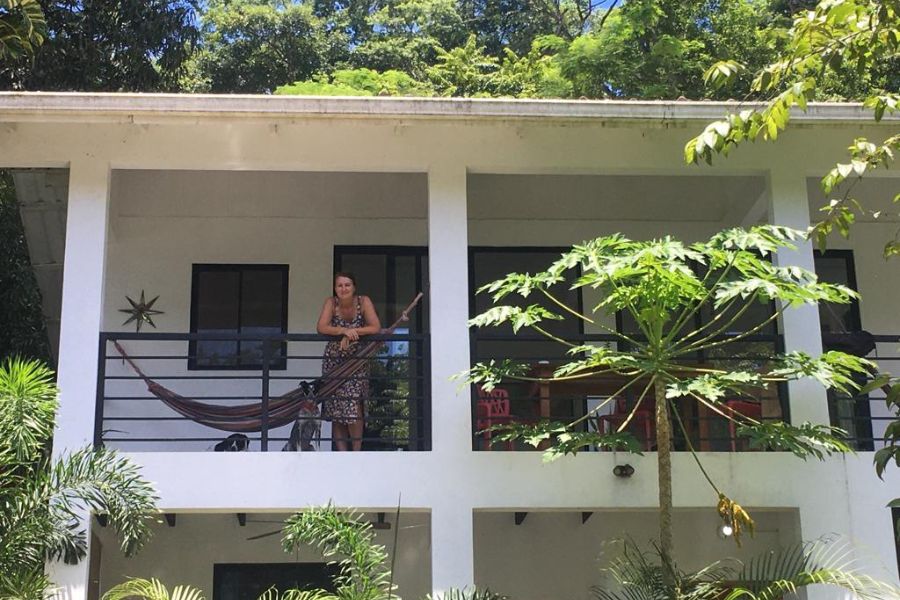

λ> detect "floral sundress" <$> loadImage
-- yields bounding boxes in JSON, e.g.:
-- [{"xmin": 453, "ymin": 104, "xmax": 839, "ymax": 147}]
[{"xmin": 321, "ymin": 297, "xmax": 369, "ymax": 425}]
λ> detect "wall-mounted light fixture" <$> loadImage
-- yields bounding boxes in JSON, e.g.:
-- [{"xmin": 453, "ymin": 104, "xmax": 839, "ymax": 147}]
[{"xmin": 613, "ymin": 464, "xmax": 635, "ymax": 478}]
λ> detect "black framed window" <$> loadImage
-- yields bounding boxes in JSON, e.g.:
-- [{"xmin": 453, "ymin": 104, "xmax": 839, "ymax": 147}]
[
  {"xmin": 469, "ymin": 247, "xmax": 585, "ymax": 423},
  {"xmin": 814, "ymin": 250, "xmax": 862, "ymax": 334},
  {"xmin": 189, "ymin": 264, "xmax": 289, "ymax": 370},
  {"xmin": 815, "ymin": 251, "xmax": 873, "ymax": 450},
  {"xmin": 213, "ymin": 563, "xmax": 336, "ymax": 600}
]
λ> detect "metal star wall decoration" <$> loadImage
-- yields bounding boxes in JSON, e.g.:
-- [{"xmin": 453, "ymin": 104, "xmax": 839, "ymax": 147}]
[{"xmin": 120, "ymin": 290, "xmax": 164, "ymax": 332}]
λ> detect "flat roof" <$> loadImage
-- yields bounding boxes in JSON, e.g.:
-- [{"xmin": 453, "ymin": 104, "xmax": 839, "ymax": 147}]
[{"xmin": 0, "ymin": 92, "xmax": 892, "ymax": 123}]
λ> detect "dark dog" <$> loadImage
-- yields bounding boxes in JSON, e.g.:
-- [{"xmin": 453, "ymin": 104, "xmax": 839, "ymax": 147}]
[
  {"xmin": 283, "ymin": 380, "xmax": 321, "ymax": 452},
  {"xmin": 214, "ymin": 433, "xmax": 249, "ymax": 452}
]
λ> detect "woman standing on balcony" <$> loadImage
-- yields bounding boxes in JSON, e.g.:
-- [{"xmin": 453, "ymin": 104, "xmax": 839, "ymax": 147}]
[{"xmin": 317, "ymin": 272, "xmax": 382, "ymax": 451}]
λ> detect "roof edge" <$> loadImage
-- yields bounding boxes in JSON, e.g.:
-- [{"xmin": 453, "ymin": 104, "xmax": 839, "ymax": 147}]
[{"xmin": 0, "ymin": 92, "xmax": 890, "ymax": 123}]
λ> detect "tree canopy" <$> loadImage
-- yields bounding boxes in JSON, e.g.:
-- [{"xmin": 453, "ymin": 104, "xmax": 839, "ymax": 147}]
[{"xmin": 6, "ymin": 0, "xmax": 897, "ymax": 100}]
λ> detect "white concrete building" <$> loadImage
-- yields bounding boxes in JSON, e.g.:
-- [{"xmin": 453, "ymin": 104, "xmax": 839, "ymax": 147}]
[{"xmin": 1, "ymin": 93, "xmax": 898, "ymax": 600}]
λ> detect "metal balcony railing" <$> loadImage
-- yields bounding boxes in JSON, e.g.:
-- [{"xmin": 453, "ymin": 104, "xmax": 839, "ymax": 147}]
[
  {"xmin": 95, "ymin": 331, "xmax": 430, "ymax": 452},
  {"xmin": 828, "ymin": 333, "xmax": 900, "ymax": 451}
]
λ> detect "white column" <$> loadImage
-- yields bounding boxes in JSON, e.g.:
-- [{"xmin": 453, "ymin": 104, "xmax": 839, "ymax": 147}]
[
  {"xmin": 431, "ymin": 504, "xmax": 475, "ymax": 595},
  {"xmin": 427, "ymin": 163, "xmax": 472, "ymax": 455},
  {"xmin": 47, "ymin": 159, "xmax": 111, "ymax": 600},
  {"xmin": 767, "ymin": 170, "xmax": 831, "ymax": 425},
  {"xmin": 427, "ymin": 163, "xmax": 476, "ymax": 593}
]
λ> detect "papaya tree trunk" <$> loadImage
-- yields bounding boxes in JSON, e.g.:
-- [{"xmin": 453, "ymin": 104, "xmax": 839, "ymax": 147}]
[{"xmin": 655, "ymin": 382, "xmax": 674, "ymax": 572}]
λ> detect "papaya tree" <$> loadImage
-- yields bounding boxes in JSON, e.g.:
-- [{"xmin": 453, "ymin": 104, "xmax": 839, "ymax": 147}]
[{"xmin": 461, "ymin": 225, "xmax": 872, "ymax": 567}]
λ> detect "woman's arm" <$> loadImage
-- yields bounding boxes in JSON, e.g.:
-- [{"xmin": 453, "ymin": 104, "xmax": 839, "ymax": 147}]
[
  {"xmin": 316, "ymin": 298, "xmax": 345, "ymax": 336},
  {"xmin": 355, "ymin": 296, "xmax": 382, "ymax": 336}
]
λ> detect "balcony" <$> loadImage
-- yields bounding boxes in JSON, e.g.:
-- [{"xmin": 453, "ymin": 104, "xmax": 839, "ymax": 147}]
[
  {"xmin": 96, "ymin": 331, "xmax": 430, "ymax": 452},
  {"xmin": 470, "ymin": 331, "xmax": 791, "ymax": 452},
  {"xmin": 827, "ymin": 332, "xmax": 899, "ymax": 451}
]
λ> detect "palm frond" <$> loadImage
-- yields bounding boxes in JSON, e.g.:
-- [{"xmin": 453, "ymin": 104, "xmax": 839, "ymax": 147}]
[
  {"xmin": 0, "ymin": 564, "xmax": 50, "ymax": 600},
  {"xmin": 48, "ymin": 447, "xmax": 159, "ymax": 561},
  {"xmin": 103, "ymin": 578, "xmax": 205, "ymax": 600},
  {"xmin": 257, "ymin": 587, "xmax": 339, "ymax": 600},
  {"xmin": 0, "ymin": 357, "xmax": 57, "ymax": 464},
  {"xmin": 726, "ymin": 538, "xmax": 900, "ymax": 600},
  {"xmin": 282, "ymin": 504, "xmax": 395, "ymax": 600},
  {"xmin": 592, "ymin": 539, "xmax": 730, "ymax": 600},
  {"xmin": 425, "ymin": 588, "xmax": 509, "ymax": 600}
]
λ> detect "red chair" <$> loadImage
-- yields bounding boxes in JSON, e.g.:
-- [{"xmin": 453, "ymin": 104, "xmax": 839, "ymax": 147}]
[
  {"xmin": 476, "ymin": 387, "xmax": 513, "ymax": 450},
  {"xmin": 597, "ymin": 396, "xmax": 654, "ymax": 451},
  {"xmin": 724, "ymin": 399, "xmax": 762, "ymax": 452}
]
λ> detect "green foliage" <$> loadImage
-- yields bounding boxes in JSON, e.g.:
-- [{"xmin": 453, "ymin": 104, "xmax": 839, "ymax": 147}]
[
  {"xmin": 0, "ymin": 358, "xmax": 158, "ymax": 599},
  {"xmin": 353, "ymin": 0, "xmax": 467, "ymax": 77},
  {"xmin": 555, "ymin": 0, "xmax": 787, "ymax": 99},
  {"xmin": 277, "ymin": 68, "xmax": 433, "ymax": 97},
  {"xmin": 688, "ymin": 0, "xmax": 900, "ymax": 509},
  {"xmin": 593, "ymin": 537, "xmax": 900, "ymax": 600},
  {"xmin": 687, "ymin": 0, "xmax": 899, "ymax": 255},
  {"xmin": 282, "ymin": 504, "xmax": 394, "ymax": 600},
  {"xmin": 190, "ymin": 0, "xmax": 343, "ymax": 93},
  {"xmin": 736, "ymin": 421, "xmax": 852, "ymax": 458},
  {"xmin": 0, "ymin": 0, "xmax": 45, "ymax": 65},
  {"xmin": 103, "ymin": 578, "xmax": 205, "ymax": 600},
  {"xmin": 0, "ymin": 172, "xmax": 49, "ymax": 364},
  {"xmin": 2, "ymin": 1, "xmax": 200, "ymax": 91},
  {"xmin": 724, "ymin": 537, "xmax": 900, "ymax": 600},
  {"xmin": 593, "ymin": 538, "xmax": 733, "ymax": 600},
  {"xmin": 426, "ymin": 589, "xmax": 508, "ymax": 600},
  {"xmin": 462, "ymin": 225, "xmax": 871, "ymax": 552}
]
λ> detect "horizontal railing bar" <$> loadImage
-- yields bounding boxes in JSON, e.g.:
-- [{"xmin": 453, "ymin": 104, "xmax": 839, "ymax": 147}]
[
  {"xmin": 100, "ymin": 395, "xmax": 429, "ymax": 402},
  {"xmin": 472, "ymin": 333, "xmax": 781, "ymax": 342},
  {"xmin": 103, "ymin": 354, "xmax": 424, "ymax": 362},
  {"xmin": 103, "ymin": 332, "xmax": 428, "ymax": 342}
]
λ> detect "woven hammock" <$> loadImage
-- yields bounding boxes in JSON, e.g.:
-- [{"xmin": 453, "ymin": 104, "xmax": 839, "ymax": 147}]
[{"xmin": 112, "ymin": 293, "xmax": 424, "ymax": 433}]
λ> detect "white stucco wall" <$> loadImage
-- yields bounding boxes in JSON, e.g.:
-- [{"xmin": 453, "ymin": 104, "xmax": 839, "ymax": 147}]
[
  {"xmin": 1, "ymin": 96, "xmax": 898, "ymax": 596},
  {"xmin": 95, "ymin": 511, "xmax": 432, "ymax": 599}
]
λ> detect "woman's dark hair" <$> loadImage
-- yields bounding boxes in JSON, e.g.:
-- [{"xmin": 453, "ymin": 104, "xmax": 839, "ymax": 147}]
[{"xmin": 333, "ymin": 271, "xmax": 357, "ymax": 287}]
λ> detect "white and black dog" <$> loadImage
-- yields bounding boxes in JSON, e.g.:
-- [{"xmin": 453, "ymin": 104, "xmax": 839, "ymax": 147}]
[{"xmin": 283, "ymin": 380, "xmax": 321, "ymax": 452}]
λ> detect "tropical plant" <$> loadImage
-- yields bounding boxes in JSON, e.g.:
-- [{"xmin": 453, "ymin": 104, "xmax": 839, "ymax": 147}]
[
  {"xmin": 593, "ymin": 537, "xmax": 899, "ymax": 600},
  {"xmin": 685, "ymin": 0, "xmax": 900, "ymax": 521},
  {"xmin": 461, "ymin": 225, "xmax": 871, "ymax": 564},
  {"xmin": 0, "ymin": 358, "xmax": 158, "ymax": 600},
  {"xmin": 280, "ymin": 504, "xmax": 395, "ymax": 600},
  {"xmin": 103, "ymin": 578, "xmax": 205, "ymax": 600},
  {"xmin": 0, "ymin": 0, "xmax": 45, "ymax": 63},
  {"xmin": 0, "ymin": 172, "xmax": 50, "ymax": 363},
  {"xmin": 686, "ymin": 0, "xmax": 899, "ymax": 255},
  {"xmin": 3, "ymin": 1, "xmax": 200, "ymax": 91},
  {"xmin": 425, "ymin": 589, "xmax": 508, "ymax": 600}
]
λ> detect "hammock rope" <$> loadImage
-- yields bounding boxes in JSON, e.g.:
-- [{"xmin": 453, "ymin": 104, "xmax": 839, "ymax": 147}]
[{"xmin": 111, "ymin": 293, "xmax": 424, "ymax": 433}]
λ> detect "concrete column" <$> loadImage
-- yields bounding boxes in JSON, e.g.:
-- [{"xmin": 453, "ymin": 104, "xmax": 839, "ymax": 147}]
[
  {"xmin": 767, "ymin": 170, "xmax": 831, "ymax": 425},
  {"xmin": 427, "ymin": 163, "xmax": 472, "ymax": 455},
  {"xmin": 430, "ymin": 504, "xmax": 475, "ymax": 595},
  {"xmin": 47, "ymin": 159, "xmax": 111, "ymax": 600}
]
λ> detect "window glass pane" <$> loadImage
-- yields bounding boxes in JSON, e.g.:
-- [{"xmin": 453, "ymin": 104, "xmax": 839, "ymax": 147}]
[
  {"xmin": 195, "ymin": 270, "xmax": 239, "ymax": 367},
  {"xmin": 471, "ymin": 250, "xmax": 582, "ymax": 421},
  {"xmin": 240, "ymin": 269, "xmax": 286, "ymax": 365},
  {"xmin": 815, "ymin": 254, "xmax": 859, "ymax": 333},
  {"xmin": 339, "ymin": 254, "xmax": 388, "ymax": 319},
  {"xmin": 191, "ymin": 266, "xmax": 288, "ymax": 369},
  {"xmin": 214, "ymin": 563, "xmax": 336, "ymax": 600}
]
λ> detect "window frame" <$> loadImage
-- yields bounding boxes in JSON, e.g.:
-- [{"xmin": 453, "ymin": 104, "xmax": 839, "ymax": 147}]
[
  {"xmin": 188, "ymin": 263, "xmax": 289, "ymax": 371},
  {"xmin": 813, "ymin": 249, "xmax": 862, "ymax": 333}
]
